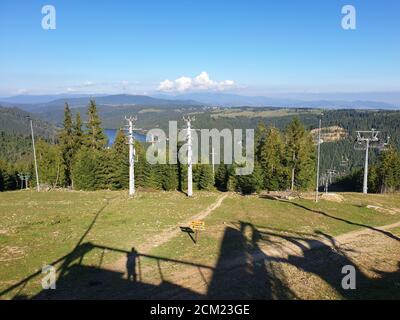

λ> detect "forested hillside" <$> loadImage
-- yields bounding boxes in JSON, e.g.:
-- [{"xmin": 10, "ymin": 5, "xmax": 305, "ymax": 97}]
[
  {"xmin": 0, "ymin": 106, "xmax": 56, "ymax": 138},
  {"xmin": 1, "ymin": 100, "xmax": 400, "ymax": 193}
]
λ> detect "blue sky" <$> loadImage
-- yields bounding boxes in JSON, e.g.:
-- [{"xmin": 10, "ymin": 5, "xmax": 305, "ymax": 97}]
[{"xmin": 0, "ymin": 0, "xmax": 399, "ymax": 97}]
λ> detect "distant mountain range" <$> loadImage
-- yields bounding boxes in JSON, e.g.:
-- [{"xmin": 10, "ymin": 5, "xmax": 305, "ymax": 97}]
[
  {"xmin": 154, "ymin": 92, "xmax": 399, "ymax": 109},
  {"xmin": 0, "ymin": 92, "xmax": 398, "ymax": 112}
]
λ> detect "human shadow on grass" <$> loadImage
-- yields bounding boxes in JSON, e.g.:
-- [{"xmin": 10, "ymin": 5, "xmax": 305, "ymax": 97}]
[{"xmin": 259, "ymin": 194, "xmax": 400, "ymax": 242}]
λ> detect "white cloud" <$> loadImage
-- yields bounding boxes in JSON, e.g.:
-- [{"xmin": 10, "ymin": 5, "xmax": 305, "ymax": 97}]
[
  {"xmin": 158, "ymin": 72, "xmax": 235, "ymax": 92},
  {"xmin": 175, "ymin": 76, "xmax": 192, "ymax": 92},
  {"xmin": 83, "ymin": 81, "xmax": 94, "ymax": 87},
  {"xmin": 159, "ymin": 79, "xmax": 175, "ymax": 91}
]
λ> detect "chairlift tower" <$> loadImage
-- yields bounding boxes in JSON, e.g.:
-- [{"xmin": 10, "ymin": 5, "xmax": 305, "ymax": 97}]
[
  {"xmin": 17, "ymin": 173, "xmax": 24, "ymax": 189},
  {"xmin": 183, "ymin": 116, "xmax": 195, "ymax": 197},
  {"xmin": 211, "ymin": 147, "xmax": 216, "ymax": 176},
  {"xmin": 355, "ymin": 129, "xmax": 389, "ymax": 194},
  {"xmin": 27, "ymin": 117, "xmax": 40, "ymax": 191},
  {"xmin": 125, "ymin": 116, "xmax": 138, "ymax": 197},
  {"xmin": 322, "ymin": 170, "xmax": 337, "ymax": 194},
  {"xmin": 315, "ymin": 115, "xmax": 323, "ymax": 202},
  {"xmin": 25, "ymin": 174, "xmax": 31, "ymax": 190}
]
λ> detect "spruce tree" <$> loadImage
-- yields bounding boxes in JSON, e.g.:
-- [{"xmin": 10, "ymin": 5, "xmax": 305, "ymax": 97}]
[
  {"xmin": 86, "ymin": 99, "xmax": 107, "ymax": 150},
  {"xmin": 235, "ymin": 163, "xmax": 263, "ymax": 194},
  {"xmin": 378, "ymin": 147, "xmax": 400, "ymax": 192},
  {"xmin": 73, "ymin": 112, "xmax": 84, "ymax": 151},
  {"xmin": 215, "ymin": 164, "xmax": 229, "ymax": 191},
  {"xmin": 109, "ymin": 129, "xmax": 129, "ymax": 190},
  {"xmin": 72, "ymin": 147, "xmax": 97, "ymax": 190},
  {"xmin": 257, "ymin": 126, "xmax": 286, "ymax": 191},
  {"xmin": 36, "ymin": 139, "xmax": 64, "ymax": 187},
  {"xmin": 160, "ymin": 165, "xmax": 178, "ymax": 191},
  {"xmin": 198, "ymin": 164, "xmax": 214, "ymax": 190},
  {"xmin": 59, "ymin": 103, "xmax": 75, "ymax": 186},
  {"xmin": 95, "ymin": 149, "xmax": 112, "ymax": 189},
  {"xmin": 284, "ymin": 117, "xmax": 316, "ymax": 191}
]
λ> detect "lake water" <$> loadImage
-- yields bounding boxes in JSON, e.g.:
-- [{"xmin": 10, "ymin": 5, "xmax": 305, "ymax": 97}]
[{"xmin": 105, "ymin": 129, "xmax": 146, "ymax": 147}]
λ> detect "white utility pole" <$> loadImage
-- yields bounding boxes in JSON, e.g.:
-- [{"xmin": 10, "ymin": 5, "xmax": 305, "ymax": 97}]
[
  {"xmin": 183, "ymin": 116, "xmax": 195, "ymax": 197},
  {"xmin": 355, "ymin": 129, "xmax": 387, "ymax": 195},
  {"xmin": 363, "ymin": 139, "xmax": 370, "ymax": 194},
  {"xmin": 290, "ymin": 153, "xmax": 296, "ymax": 191},
  {"xmin": 27, "ymin": 117, "xmax": 40, "ymax": 191},
  {"xmin": 125, "ymin": 116, "xmax": 137, "ymax": 197},
  {"xmin": 315, "ymin": 116, "xmax": 322, "ymax": 202},
  {"xmin": 211, "ymin": 147, "xmax": 216, "ymax": 176}
]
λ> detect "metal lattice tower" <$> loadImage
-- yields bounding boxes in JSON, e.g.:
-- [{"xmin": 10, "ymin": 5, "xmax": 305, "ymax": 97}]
[
  {"xmin": 354, "ymin": 129, "xmax": 389, "ymax": 194},
  {"xmin": 183, "ymin": 116, "xmax": 195, "ymax": 197},
  {"xmin": 125, "ymin": 116, "xmax": 138, "ymax": 196}
]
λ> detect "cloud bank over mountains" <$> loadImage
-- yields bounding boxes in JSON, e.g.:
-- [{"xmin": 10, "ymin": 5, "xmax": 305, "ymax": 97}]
[{"xmin": 158, "ymin": 72, "xmax": 235, "ymax": 92}]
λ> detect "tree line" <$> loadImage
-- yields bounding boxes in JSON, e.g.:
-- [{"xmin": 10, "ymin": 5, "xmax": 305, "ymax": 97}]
[
  {"xmin": 0, "ymin": 100, "xmax": 316, "ymax": 194},
  {"xmin": 1, "ymin": 99, "xmax": 399, "ymax": 194},
  {"xmin": 333, "ymin": 146, "xmax": 400, "ymax": 193}
]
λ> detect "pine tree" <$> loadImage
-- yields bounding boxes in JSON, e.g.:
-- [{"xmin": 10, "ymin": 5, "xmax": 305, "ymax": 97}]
[
  {"xmin": 198, "ymin": 164, "xmax": 214, "ymax": 190},
  {"xmin": 284, "ymin": 117, "xmax": 316, "ymax": 191},
  {"xmin": 378, "ymin": 147, "xmax": 400, "ymax": 192},
  {"xmin": 160, "ymin": 165, "xmax": 178, "ymax": 191},
  {"xmin": 36, "ymin": 139, "xmax": 64, "ymax": 187},
  {"xmin": 86, "ymin": 99, "xmax": 107, "ymax": 150},
  {"xmin": 257, "ymin": 126, "xmax": 286, "ymax": 191},
  {"xmin": 95, "ymin": 149, "xmax": 111, "ymax": 189},
  {"xmin": 135, "ymin": 141, "xmax": 160, "ymax": 189},
  {"xmin": 215, "ymin": 164, "xmax": 229, "ymax": 191},
  {"xmin": 59, "ymin": 103, "xmax": 75, "ymax": 186},
  {"xmin": 109, "ymin": 129, "xmax": 129, "ymax": 190},
  {"xmin": 235, "ymin": 162, "xmax": 263, "ymax": 194},
  {"xmin": 73, "ymin": 112, "xmax": 84, "ymax": 151},
  {"xmin": 72, "ymin": 147, "xmax": 97, "ymax": 190}
]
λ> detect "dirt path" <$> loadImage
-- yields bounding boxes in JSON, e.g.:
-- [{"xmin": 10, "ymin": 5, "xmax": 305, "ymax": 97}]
[
  {"xmin": 109, "ymin": 193, "xmax": 229, "ymax": 271},
  {"xmin": 334, "ymin": 220, "xmax": 400, "ymax": 244}
]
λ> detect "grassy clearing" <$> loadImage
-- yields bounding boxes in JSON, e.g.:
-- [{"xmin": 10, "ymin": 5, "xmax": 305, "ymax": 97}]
[
  {"xmin": 1, "ymin": 190, "xmax": 399, "ymax": 299},
  {"xmin": 150, "ymin": 193, "xmax": 400, "ymax": 265},
  {"xmin": 142, "ymin": 193, "xmax": 400, "ymax": 299},
  {"xmin": 210, "ymin": 108, "xmax": 320, "ymax": 119},
  {"xmin": 0, "ymin": 190, "xmax": 219, "ymax": 298}
]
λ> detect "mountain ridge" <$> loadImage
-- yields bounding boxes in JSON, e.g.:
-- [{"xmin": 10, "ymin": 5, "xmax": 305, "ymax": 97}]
[{"xmin": 0, "ymin": 93, "xmax": 398, "ymax": 112}]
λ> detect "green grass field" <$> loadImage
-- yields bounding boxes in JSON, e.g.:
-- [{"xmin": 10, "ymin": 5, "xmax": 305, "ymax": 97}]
[
  {"xmin": 0, "ymin": 190, "xmax": 219, "ymax": 298},
  {"xmin": 149, "ymin": 192, "xmax": 400, "ymax": 266},
  {"xmin": 1, "ymin": 190, "xmax": 399, "ymax": 299}
]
